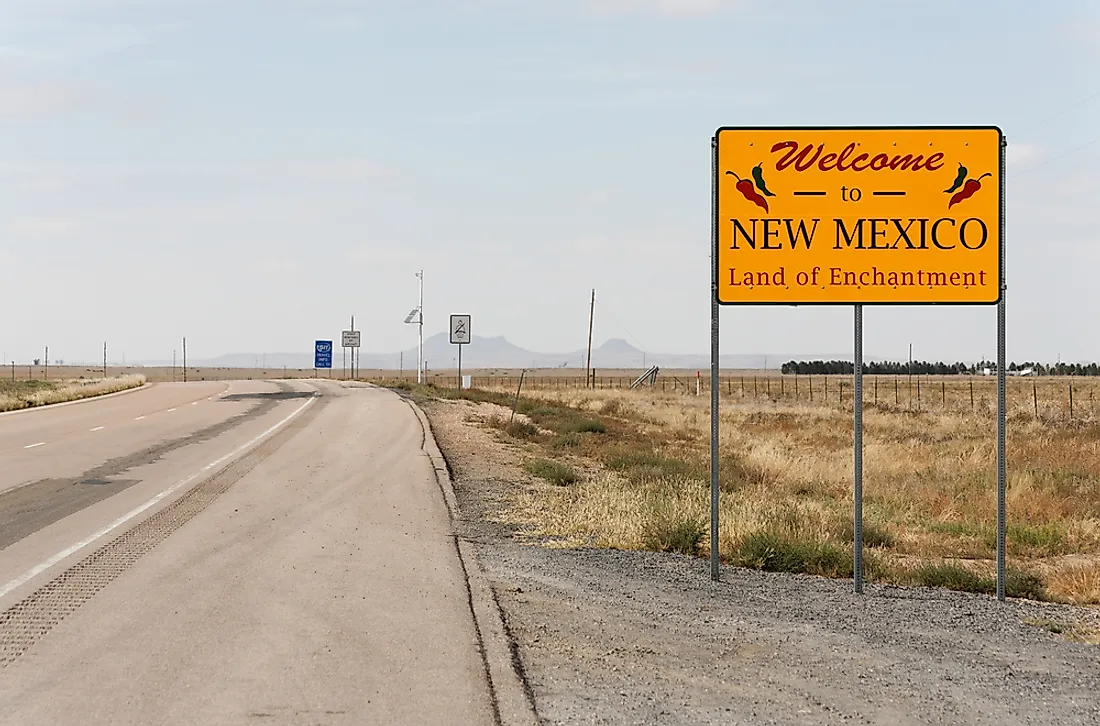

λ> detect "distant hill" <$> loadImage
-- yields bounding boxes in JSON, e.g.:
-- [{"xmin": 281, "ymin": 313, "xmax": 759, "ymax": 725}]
[{"xmin": 186, "ymin": 334, "xmax": 862, "ymax": 371}]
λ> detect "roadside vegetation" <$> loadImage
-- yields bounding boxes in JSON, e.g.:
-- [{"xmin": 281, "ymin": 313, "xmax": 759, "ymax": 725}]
[
  {"xmin": 388, "ymin": 377, "xmax": 1100, "ymax": 607},
  {"xmin": 0, "ymin": 375, "xmax": 146, "ymax": 413}
]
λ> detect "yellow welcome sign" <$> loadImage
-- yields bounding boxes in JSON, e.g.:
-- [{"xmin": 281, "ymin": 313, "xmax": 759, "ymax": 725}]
[{"xmin": 715, "ymin": 126, "xmax": 1003, "ymax": 305}]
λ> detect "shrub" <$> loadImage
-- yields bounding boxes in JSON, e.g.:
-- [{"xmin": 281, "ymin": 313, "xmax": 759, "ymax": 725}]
[
  {"xmin": 504, "ymin": 420, "xmax": 539, "ymax": 439},
  {"xmin": 642, "ymin": 514, "xmax": 706, "ymax": 556},
  {"xmin": 550, "ymin": 434, "xmax": 582, "ymax": 449},
  {"xmin": 524, "ymin": 459, "xmax": 580, "ymax": 486},
  {"xmin": 565, "ymin": 418, "xmax": 607, "ymax": 434},
  {"xmin": 600, "ymin": 399, "xmax": 622, "ymax": 415},
  {"xmin": 836, "ymin": 518, "xmax": 896, "ymax": 549},
  {"xmin": 1006, "ymin": 568, "xmax": 1046, "ymax": 600},
  {"xmin": 606, "ymin": 451, "xmax": 699, "ymax": 481},
  {"xmin": 985, "ymin": 523, "xmax": 1068, "ymax": 556},
  {"xmin": 913, "ymin": 563, "xmax": 994, "ymax": 594},
  {"xmin": 911, "ymin": 563, "xmax": 1046, "ymax": 600},
  {"xmin": 733, "ymin": 532, "xmax": 850, "ymax": 578}
]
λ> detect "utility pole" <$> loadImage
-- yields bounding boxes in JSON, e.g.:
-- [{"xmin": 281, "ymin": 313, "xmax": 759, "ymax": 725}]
[
  {"xmin": 45, "ymin": 346, "xmax": 48, "ymax": 380},
  {"xmin": 103, "ymin": 342, "xmax": 107, "ymax": 378},
  {"xmin": 173, "ymin": 350, "xmax": 176, "ymax": 382},
  {"xmin": 183, "ymin": 337, "xmax": 188, "ymax": 383},
  {"xmin": 585, "ymin": 288, "xmax": 595, "ymax": 388},
  {"xmin": 352, "ymin": 314, "xmax": 357, "ymax": 380},
  {"xmin": 416, "ymin": 270, "xmax": 424, "ymax": 384}
]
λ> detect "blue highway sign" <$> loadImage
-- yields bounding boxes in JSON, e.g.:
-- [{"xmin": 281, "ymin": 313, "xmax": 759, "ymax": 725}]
[{"xmin": 314, "ymin": 340, "xmax": 333, "ymax": 369}]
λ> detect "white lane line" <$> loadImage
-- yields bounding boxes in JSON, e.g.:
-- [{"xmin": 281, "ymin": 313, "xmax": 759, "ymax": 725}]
[
  {"xmin": 0, "ymin": 394, "xmax": 317, "ymax": 601},
  {"xmin": 167, "ymin": 408, "xmax": 177, "ymax": 412},
  {"xmin": 134, "ymin": 416, "xmax": 145, "ymax": 421},
  {"xmin": 4, "ymin": 480, "xmax": 38, "ymax": 495},
  {"xmin": 24, "ymin": 442, "xmax": 46, "ymax": 449},
  {"xmin": 90, "ymin": 426, "xmax": 105, "ymax": 432},
  {"xmin": 191, "ymin": 401, "xmax": 199, "ymax": 406}
]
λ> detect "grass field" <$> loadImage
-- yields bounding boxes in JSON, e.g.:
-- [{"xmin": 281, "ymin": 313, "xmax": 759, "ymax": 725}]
[
  {"xmin": 395, "ymin": 376, "xmax": 1100, "ymax": 608},
  {"xmin": 0, "ymin": 375, "xmax": 146, "ymax": 412}
]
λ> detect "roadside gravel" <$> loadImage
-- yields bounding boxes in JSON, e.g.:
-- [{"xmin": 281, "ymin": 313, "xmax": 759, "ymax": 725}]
[{"xmin": 424, "ymin": 398, "xmax": 1100, "ymax": 726}]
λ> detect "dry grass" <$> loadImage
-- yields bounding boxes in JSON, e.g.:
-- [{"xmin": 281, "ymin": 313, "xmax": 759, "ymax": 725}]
[
  {"xmin": 0, "ymin": 375, "xmax": 146, "ymax": 412},
  {"xmin": 453, "ymin": 380, "xmax": 1100, "ymax": 604}
]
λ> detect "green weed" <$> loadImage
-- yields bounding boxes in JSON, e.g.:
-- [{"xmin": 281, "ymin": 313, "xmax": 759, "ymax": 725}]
[{"xmin": 524, "ymin": 459, "xmax": 580, "ymax": 486}]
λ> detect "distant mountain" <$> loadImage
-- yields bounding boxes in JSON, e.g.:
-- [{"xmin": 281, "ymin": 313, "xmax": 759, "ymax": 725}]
[{"xmin": 188, "ymin": 334, "xmax": 865, "ymax": 371}]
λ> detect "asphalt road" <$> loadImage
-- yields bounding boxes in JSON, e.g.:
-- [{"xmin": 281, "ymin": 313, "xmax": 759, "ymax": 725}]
[{"xmin": 0, "ymin": 380, "xmax": 497, "ymax": 725}]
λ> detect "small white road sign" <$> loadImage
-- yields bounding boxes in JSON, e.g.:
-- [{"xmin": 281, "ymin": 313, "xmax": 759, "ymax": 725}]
[
  {"xmin": 342, "ymin": 330, "xmax": 361, "ymax": 348},
  {"xmin": 449, "ymin": 315, "xmax": 471, "ymax": 345}
]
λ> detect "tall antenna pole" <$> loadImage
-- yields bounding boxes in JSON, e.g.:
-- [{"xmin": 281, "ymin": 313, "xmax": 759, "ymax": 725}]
[
  {"xmin": 183, "ymin": 337, "xmax": 188, "ymax": 383},
  {"xmin": 351, "ymin": 314, "xmax": 356, "ymax": 379},
  {"xmin": 103, "ymin": 342, "xmax": 107, "ymax": 378},
  {"xmin": 417, "ymin": 270, "xmax": 424, "ymax": 384},
  {"xmin": 585, "ymin": 289, "xmax": 595, "ymax": 388}
]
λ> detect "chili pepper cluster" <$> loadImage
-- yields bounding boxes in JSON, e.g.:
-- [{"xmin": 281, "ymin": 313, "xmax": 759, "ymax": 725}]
[
  {"xmin": 944, "ymin": 163, "xmax": 991, "ymax": 209},
  {"xmin": 726, "ymin": 163, "xmax": 775, "ymax": 213}
]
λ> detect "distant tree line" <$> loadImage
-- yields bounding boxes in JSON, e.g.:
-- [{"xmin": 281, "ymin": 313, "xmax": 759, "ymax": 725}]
[{"xmin": 781, "ymin": 360, "xmax": 1100, "ymax": 376}]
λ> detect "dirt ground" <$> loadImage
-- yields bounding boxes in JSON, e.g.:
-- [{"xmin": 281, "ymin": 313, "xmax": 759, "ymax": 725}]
[{"xmin": 422, "ymin": 397, "xmax": 1100, "ymax": 726}]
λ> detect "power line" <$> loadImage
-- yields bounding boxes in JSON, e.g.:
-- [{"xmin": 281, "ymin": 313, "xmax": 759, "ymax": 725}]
[
  {"xmin": 1015, "ymin": 136, "xmax": 1100, "ymax": 176},
  {"xmin": 1005, "ymin": 87, "xmax": 1100, "ymax": 176},
  {"xmin": 1016, "ymin": 88, "xmax": 1100, "ymax": 134},
  {"xmin": 593, "ymin": 297, "xmax": 651, "ymax": 354}
]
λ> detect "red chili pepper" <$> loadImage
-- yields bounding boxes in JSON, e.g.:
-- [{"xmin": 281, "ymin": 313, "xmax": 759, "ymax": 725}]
[
  {"xmin": 726, "ymin": 171, "xmax": 769, "ymax": 213},
  {"xmin": 948, "ymin": 172, "xmax": 992, "ymax": 209}
]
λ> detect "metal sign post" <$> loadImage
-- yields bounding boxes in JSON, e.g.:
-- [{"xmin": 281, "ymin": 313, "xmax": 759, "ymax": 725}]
[
  {"xmin": 853, "ymin": 304, "xmax": 864, "ymax": 593},
  {"xmin": 713, "ymin": 126, "xmax": 1004, "ymax": 593},
  {"xmin": 710, "ymin": 137, "xmax": 721, "ymax": 581},
  {"xmin": 450, "ymin": 315, "xmax": 471, "ymax": 391},
  {"xmin": 997, "ymin": 138, "xmax": 1007, "ymax": 602}
]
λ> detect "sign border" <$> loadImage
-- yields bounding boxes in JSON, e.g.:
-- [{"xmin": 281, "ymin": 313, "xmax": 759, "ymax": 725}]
[
  {"xmin": 449, "ymin": 314, "xmax": 471, "ymax": 345},
  {"xmin": 713, "ymin": 125, "xmax": 1004, "ymax": 307}
]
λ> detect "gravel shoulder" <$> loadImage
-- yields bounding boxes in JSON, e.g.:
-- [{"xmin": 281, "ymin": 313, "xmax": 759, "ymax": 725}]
[{"xmin": 424, "ymin": 398, "xmax": 1100, "ymax": 726}]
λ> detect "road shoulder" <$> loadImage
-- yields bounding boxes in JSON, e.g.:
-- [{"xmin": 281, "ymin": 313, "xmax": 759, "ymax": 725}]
[
  {"xmin": 423, "ymin": 396, "xmax": 1100, "ymax": 726},
  {"xmin": 404, "ymin": 396, "xmax": 540, "ymax": 726}
]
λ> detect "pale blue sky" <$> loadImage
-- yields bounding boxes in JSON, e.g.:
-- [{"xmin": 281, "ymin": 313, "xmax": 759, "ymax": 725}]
[{"xmin": 1, "ymin": 0, "xmax": 1097, "ymax": 364}]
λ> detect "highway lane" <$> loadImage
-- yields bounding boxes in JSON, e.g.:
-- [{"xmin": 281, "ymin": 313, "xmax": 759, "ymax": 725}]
[
  {"xmin": 0, "ymin": 381, "xmax": 497, "ymax": 724},
  {"xmin": 0, "ymin": 380, "xmax": 318, "ymax": 598},
  {"xmin": 0, "ymin": 380, "xmax": 235, "ymax": 494}
]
